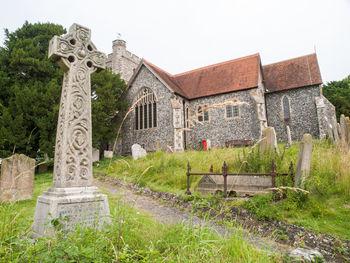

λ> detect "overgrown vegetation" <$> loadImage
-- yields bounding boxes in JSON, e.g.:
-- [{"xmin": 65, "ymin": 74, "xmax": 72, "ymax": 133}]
[
  {"xmin": 0, "ymin": 173, "xmax": 278, "ymax": 262},
  {"xmin": 97, "ymin": 141, "xmax": 350, "ymax": 240}
]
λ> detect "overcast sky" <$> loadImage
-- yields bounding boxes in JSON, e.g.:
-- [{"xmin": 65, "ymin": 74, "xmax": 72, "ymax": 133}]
[{"xmin": 1, "ymin": 0, "xmax": 349, "ymax": 83}]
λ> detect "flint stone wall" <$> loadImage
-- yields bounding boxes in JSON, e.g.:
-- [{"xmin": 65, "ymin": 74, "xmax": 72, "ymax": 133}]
[
  {"xmin": 316, "ymin": 95, "xmax": 336, "ymax": 140},
  {"xmin": 265, "ymin": 85, "xmax": 321, "ymax": 142},
  {"xmin": 106, "ymin": 39, "xmax": 140, "ymax": 82},
  {"xmin": 187, "ymin": 88, "xmax": 261, "ymax": 149},
  {"xmin": 122, "ymin": 65, "xmax": 175, "ymax": 154}
]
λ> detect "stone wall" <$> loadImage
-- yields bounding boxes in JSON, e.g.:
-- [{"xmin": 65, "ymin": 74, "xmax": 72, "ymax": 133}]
[
  {"xmin": 186, "ymin": 88, "xmax": 261, "ymax": 149},
  {"xmin": 265, "ymin": 85, "xmax": 321, "ymax": 142},
  {"xmin": 121, "ymin": 65, "xmax": 176, "ymax": 154},
  {"xmin": 315, "ymin": 94, "xmax": 336, "ymax": 139},
  {"xmin": 106, "ymin": 39, "xmax": 140, "ymax": 82}
]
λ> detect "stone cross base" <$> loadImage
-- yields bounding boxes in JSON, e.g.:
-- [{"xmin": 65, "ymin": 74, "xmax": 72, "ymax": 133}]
[{"xmin": 31, "ymin": 186, "xmax": 110, "ymax": 238}]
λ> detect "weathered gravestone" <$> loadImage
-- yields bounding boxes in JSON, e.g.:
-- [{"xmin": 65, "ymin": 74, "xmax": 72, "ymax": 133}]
[
  {"xmin": 92, "ymin": 148, "xmax": 100, "ymax": 162},
  {"xmin": 104, "ymin": 150, "xmax": 113, "ymax": 159},
  {"xmin": 260, "ymin": 127, "xmax": 279, "ymax": 155},
  {"xmin": 0, "ymin": 154, "xmax": 35, "ymax": 202},
  {"xmin": 345, "ymin": 117, "xmax": 350, "ymax": 148},
  {"xmin": 286, "ymin": 125, "xmax": 292, "ymax": 148},
  {"xmin": 332, "ymin": 117, "xmax": 339, "ymax": 146},
  {"xmin": 32, "ymin": 24, "xmax": 110, "ymax": 238},
  {"xmin": 340, "ymin": 114, "xmax": 346, "ymax": 148},
  {"xmin": 197, "ymin": 175, "xmax": 273, "ymax": 197},
  {"xmin": 325, "ymin": 117, "xmax": 335, "ymax": 144},
  {"xmin": 294, "ymin": 134, "xmax": 313, "ymax": 188},
  {"xmin": 131, "ymin": 144, "xmax": 147, "ymax": 160}
]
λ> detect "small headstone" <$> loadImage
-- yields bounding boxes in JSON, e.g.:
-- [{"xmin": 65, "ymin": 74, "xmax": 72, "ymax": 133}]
[
  {"xmin": 294, "ymin": 134, "xmax": 313, "ymax": 188},
  {"xmin": 206, "ymin": 139, "xmax": 211, "ymax": 150},
  {"xmin": 345, "ymin": 117, "xmax": 350, "ymax": 148},
  {"xmin": 32, "ymin": 24, "xmax": 110, "ymax": 238},
  {"xmin": 0, "ymin": 154, "xmax": 35, "ymax": 202},
  {"xmin": 131, "ymin": 144, "xmax": 147, "ymax": 160},
  {"xmin": 325, "ymin": 117, "xmax": 335, "ymax": 143},
  {"xmin": 260, "ymin": 127, "xmax": 279, "ymax": 155},
  {"xmin": 286, "ymin": 125, "xmax": 292, "ymax": 148},
  {"xmin": 104, "ymin": 150, "xmax": 113, "ymax": 159},
  {"xmin": 332, "ymin": 117, "xmax": 339, "ymax": 145},
  {"xmin": 340, "ymin": 114, "xmax": 346, "ymax": 148},
  {"xmin": 37, "ymin": 164, "xmax": 48, "ymax": 173},
  {"xmin": 289, "ymin": 248, "xmax": 323, "ymax": 262},
  {"xmin": 92, "ymin": 148, "xmax": 100, "ymax": 162}
]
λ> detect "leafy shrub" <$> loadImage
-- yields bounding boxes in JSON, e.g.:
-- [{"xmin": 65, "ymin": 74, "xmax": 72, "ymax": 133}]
[{"xmin": 243, "ymin": 194, "xmax": 281, "ymax": 220}]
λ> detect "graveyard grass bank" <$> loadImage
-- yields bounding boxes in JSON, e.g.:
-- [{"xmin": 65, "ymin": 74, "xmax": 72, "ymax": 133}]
[
  {"xmin": 94, "ymin": 141, "xmax": 350, "ymax": 257},
  {"xmin": 0, "ymin": 173, "xmax": 278, "ymax": 263}
]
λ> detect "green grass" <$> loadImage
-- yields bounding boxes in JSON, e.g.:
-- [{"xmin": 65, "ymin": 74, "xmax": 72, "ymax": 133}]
[
  {"xmin": 0, "ymin": 172, "xmax": 279, "ymax": 262},
  {"xmin": 96, "ymin": 141, "xmax": 350, "ymax": 240}
]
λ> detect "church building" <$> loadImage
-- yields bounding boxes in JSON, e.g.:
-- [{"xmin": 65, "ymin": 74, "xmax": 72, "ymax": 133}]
[{"xmin": 106, "ymin": 38, "xmax": 336, "ymax": 155}]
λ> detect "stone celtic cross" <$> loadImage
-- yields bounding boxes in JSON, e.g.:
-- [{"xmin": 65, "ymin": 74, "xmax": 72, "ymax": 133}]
[{"xmin": 49, "ymin": 24, "xmax": 106, "ymax": 188}]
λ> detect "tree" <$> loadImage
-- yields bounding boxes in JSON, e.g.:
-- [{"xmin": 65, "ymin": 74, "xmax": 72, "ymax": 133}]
[
  {"xmin": 323, "ymin": 75, "xmax": 350, "ymax": 120},
  {"xmin": 91, "ymin": 70, "xmax": 127, "ymax": 154},
  {"xmin": 0, "ymin": 21, "xmax": 127, "ymax": 159},
  {"xmin": 0, "ymin": 21, "xmax": 65, "ymax": 158}
]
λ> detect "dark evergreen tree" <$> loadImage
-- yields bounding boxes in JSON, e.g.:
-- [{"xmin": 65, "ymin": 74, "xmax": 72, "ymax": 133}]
[
  {"xmin": 0, "ymin": 21, "xmax": 65, "ymax": 158},
  {"xmin": 323, "ymin": 75, "xmax": 350, "ymax": 120},
  {"xmin": 91, "ymin": 70, "xmax": 127, "ymax": 154}
]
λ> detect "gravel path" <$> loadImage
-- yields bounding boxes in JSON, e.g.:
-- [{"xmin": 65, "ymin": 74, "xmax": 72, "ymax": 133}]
[{"xmin": 94, "ymin": 178, "xmax": 289, "ymax": 255}]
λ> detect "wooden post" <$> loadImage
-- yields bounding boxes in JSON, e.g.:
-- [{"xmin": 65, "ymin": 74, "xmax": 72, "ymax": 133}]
[
  {"xmin": 222, "ymin": 161, "xmax": 228, "ymax": 198},
  {"xmin": 185, "ymin": 162, "xmax": 192, "ymax": 195},
  {"xmin": 270, "ymin": 159, "xmax": 277, "ymax": 187}
]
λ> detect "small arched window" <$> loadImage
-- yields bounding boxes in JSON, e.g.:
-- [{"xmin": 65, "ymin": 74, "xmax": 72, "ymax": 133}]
[
  {"xmin": 135, "ymin": 88, "xmax": 157, "ymax": 130},
  {"xmin": 282, "ymin": 96, "xmax": 291, "ymax": 120}
]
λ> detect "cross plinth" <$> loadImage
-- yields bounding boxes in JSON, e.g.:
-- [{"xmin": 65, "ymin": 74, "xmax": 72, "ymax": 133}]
[
  {"xmin": 49, "ymin": 24, "xmax": 106, "ymax": 188},
  {"xmin": 32, "ymin": 24, "xmax": 110, "ymax": 238}
]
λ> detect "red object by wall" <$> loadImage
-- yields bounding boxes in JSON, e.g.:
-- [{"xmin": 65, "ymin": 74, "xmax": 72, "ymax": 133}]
[{"xmin": 202, "ymin": 140, "xmax": 207, "ymax": 151}]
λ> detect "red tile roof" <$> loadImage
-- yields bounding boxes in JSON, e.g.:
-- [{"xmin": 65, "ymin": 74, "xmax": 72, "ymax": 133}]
[
  {"xmin": 263, "ymin": 54, "xmax": 322, "ymax": 93},
  {"xmin": 143, "ymin": 54, "xmax": 261, "ymax": 99},
  {"xmin": 142, "ymin": 59, "xmax": 189, "ymax": 98},
  {"xmin": 174, "ymin": 54, "xmax": 261, "ymax": 99},
  {"xmin": 134, "ymin": 53, "xmax": 322, "ymax": 99}
]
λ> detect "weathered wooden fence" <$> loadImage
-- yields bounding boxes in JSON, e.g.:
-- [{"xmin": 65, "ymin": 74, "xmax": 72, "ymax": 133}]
[{"xmin": 185, "ymin": 160, "xmax": 294, "ymax": 197}]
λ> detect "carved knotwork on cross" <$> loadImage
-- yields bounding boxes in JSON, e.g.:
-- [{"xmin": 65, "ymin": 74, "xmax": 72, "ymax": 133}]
[
  {"xmin": 50, "ymin": 24, "xmax": 106, "ymax": 188},
  {"xmin": 49, "ymin": 24, "xmax": 106, "ymax": 72}
]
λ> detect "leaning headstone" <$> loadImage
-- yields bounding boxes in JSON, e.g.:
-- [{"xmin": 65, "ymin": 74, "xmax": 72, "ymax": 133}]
[
  {"xmin": 294, "ymin": 134, "xmax": 313, "ymax": 188},
  {"xmin": 325, "ymin": 117, "xmax": 335, "ymax": 144},
  {"xmin": 286, "ymin": 125, "xmax": 292, "ymax": 148},
  {"xmin": 260, "ymin": 127, "xmax": 280, "ymax": 155},
  {"xmin": 32, "ymin": 24, "xmax": 110, "ymax": 238},
  {"xmin": 104, "ymin": 150, "xmax": 113, "ymax": 159},
  {"xmin": 332, "ymin": 117, "xmax": 339, "ymax": 146},
  {"xmin": 340, "ymin": 114, "xmax": 346, "ymax": 148},
  {"xmin": 345, "ymin": 117, "xmax": 350, "ymax": 148},
  {"xmin": 0, "ymin": 154, "xmax": 35, "ymax": 202},
  {"xmin": 131, "ymin": 144, "xmax": 147, "ymax": 160},
  {"xmin": 92, "ymin": 148, "xmax": 99, "ymax": 162}
]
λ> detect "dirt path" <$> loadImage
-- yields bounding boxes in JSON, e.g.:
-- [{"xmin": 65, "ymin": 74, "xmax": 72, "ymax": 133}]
[{"xmin": 94, "ymin": 178, "xmax": 290, "ymax": 256}]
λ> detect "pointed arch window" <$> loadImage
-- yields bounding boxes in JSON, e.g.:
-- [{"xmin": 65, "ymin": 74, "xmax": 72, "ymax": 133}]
[
  {"xmin": 135, "ymin": 88, "xmax": 157, "ymax": 130},
  {"xmin": 282, "ymin": 96, "xmax": 291, "ymax": 120}
]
